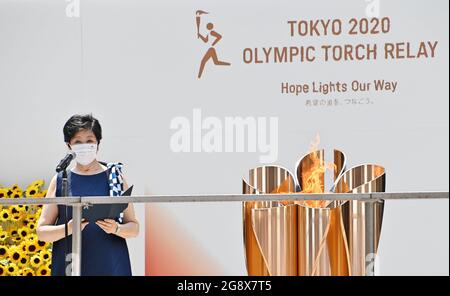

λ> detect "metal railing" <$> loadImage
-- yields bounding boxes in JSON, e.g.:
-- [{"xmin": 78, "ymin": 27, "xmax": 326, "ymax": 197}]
[{"xmin": 1, "ymin": 191, "xmax": 448, "ymax": 276}]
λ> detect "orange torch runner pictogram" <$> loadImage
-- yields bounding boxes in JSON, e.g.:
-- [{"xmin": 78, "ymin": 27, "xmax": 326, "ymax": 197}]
[{"xmin": 196, "ymin": 10, "xmax": 231, "ymax": 79}]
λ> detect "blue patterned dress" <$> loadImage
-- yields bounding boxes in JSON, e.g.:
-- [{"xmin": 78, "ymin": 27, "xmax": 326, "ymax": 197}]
[{"xmin": 51, "ymin": 169, "xmax": 132, "ymax": 276}]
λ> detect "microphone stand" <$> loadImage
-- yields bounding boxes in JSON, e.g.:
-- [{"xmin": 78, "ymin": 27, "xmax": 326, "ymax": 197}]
[
  {"xmin": 56, "ymin": 151, "xmax": 82, "ymax": 276},
  {"xmin": 61, "ymin": 168, "xmax": 70, "ymax": 275}
]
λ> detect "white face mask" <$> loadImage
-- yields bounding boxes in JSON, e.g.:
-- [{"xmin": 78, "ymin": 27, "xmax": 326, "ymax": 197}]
[{"xmin": 71, "ymin": 143, "xmax": 98, "ymax": 166}]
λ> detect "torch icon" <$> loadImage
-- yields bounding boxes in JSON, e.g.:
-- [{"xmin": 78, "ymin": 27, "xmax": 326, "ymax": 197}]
[
  {"xmin": 196, "ymin": 10, "xmax": 209, "ymax": 38},
  {"xmin": 195, "ymin": 10, "xmax": 230, "ymax": 78}
]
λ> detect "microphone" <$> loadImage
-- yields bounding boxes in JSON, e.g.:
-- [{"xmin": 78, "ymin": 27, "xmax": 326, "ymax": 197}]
[{"xmin": 56, "ymin": 151, "xmax": 76, "ymax": 173}]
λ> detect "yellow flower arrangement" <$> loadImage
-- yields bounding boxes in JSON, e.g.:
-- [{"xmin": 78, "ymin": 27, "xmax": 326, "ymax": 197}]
[{"xmin": 0, "ymin": 180, "xmax": 51, "ymax": 276}]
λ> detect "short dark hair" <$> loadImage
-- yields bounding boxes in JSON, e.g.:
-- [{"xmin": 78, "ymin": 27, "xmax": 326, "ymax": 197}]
[{"xmin": 63, "ymin": 114, "xmax": 102, "ymax": 144}]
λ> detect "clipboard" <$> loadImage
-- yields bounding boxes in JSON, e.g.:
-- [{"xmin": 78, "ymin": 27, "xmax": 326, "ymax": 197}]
[{"xmin": 82, "ymin": 185, "xmax": 133, "ymax": 222}]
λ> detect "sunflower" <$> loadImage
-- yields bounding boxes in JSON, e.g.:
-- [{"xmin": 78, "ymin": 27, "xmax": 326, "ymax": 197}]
[
  {"xmin": 35, "ymin": 240, "xmax": 48, "ymax": 251},
  {"xmin": 0, "ymin": 230, "xmax": 8, "ymax": 242},
  {"xmin": 34, "ymin": 192, "xmax": 44, "ymax": 198},
  {"xmin": 11, "ymin": 184, "xmax": 20, "ymax": 191},
  {"xmin": 30, "ymin": 254, "xmax": 43, "ymax": 268},
  {"xmin": 26, "ymin": 233, "xmax": 38, "ymax": 242},
  {"xmin": 11, "ymin": 213, "xmax": 22, "ymax": 222},
  {"xmin": 7, "ymin": 246, "xmax": 22, "ymax": 264},
  {"xmin": 6, "ymin": 189, "xmax": 14, "ymax": 198},
  {"xmin": 40, "ymin": 249, "xmax": 52, "ymax": 261},
  {"xmin": 10, "ymin": 205, "xmax": 22, "ymax": 215},
  {"xmin": 27, "ymin": 221, "xmax": 37, "ymax": 232},
  {"xmin": 17, "ymin": 227, "xmax": 29, "ymax": 238},
  {"xmin": 18, "ymin": 241, "xmax": 27, "ymax": 252},
  {"xmin": 17, "ymin": 253, "xmax": 29, "ymax": 267},
  {"xmin": 21, "ymin": 267, "xmax": 34, "ymax": 276},
  {"xmin": 0, "ymin": 188, "xmax": 8, "ymax": 199},
  {"xmin": 25, "ymin": 186, "xmax": 39, "ymax": 198},
  {"xmin": 0, "ymin": 264, "xmax": 5, "ymax": 276},
  {"xmin": 13, "ymin": 236, "xmax": 23, "ymax": 243},
  {"xmin": 27, "ymin": 213, "xmax": 38, "ymax": 222},
  {"xmin": 11, "ymin": 189, "xmax": 23, "ymax": 199},
  {"xmin": 6, "ymin": 263, "xmax": 18, "ymax": 276},
  {"xmin": 9, "ymin": 228, "xmax": 18, "ymax": 238},
  {"xmin": 29, "ymin": 180, "xmax": 44, "ymax": 189},
  {"xmin": 9, "ymin": 229, "xmax": 22, "ymax": 243},
  {"xmin": 36, "ymin": 264, "xmax": 50, "ymax": 276},
  {"xmin": 14, "ymin": 204, "xmax": 27, "ymax": 213},
  {"xmin": 26, "ymin": 240, "xmax": 38, "ymax": 254},
  {"xmin": 0, "ymin": 245, "xmax": 8, "ymax": 258},
  {"xmin": 37, "ymin": 189, "xmax": 48, "ymax": 198},
  {"xmin": 0, "ymin": 209, "xmax": 10, "ymax": 222}
]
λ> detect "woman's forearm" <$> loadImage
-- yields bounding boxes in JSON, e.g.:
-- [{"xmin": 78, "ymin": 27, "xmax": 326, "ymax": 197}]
[
  {"xmin": 37, "ymin": 224, "xmax": 71, "ymax": 243},
  {"xmin": 115, "ymin": 221, "xmax": 139, "ymax": 239}
]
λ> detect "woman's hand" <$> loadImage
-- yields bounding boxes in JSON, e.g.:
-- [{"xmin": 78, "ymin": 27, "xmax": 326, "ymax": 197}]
[
  {"xmin": 93, "ymin": 173, "xmax": 139, "ymax": 239},
  {"xmin": 96, "ymin": 219, "xmax": 118, "ymax": 234},
  {"xmin": 68, "ymin": 219, "xmax": 89, "ymax": 234}
]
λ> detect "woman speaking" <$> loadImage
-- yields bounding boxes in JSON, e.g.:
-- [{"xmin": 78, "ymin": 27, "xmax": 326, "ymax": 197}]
[{"xmin": 37, "ymin": 114, "xmax": 139, "ymax": 276}]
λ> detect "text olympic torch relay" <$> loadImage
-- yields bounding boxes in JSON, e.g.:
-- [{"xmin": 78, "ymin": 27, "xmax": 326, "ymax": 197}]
[{"xmin": 0, "ymin": 0, "xmax": 448, "ymax": 293}]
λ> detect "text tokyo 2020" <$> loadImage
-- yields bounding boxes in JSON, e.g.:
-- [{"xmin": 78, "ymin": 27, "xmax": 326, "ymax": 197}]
[{"xmin": 242, "ymin": 17, "xmax": 438, "ymax": 64}]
